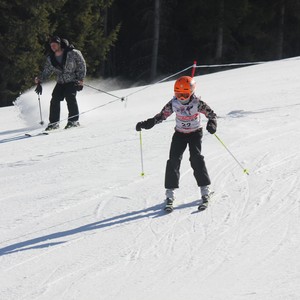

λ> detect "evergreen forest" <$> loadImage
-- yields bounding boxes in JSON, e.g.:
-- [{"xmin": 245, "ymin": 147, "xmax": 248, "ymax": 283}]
[{"xmin": 1, "ymin": 0, "xmax": 300, "ymax": 107}]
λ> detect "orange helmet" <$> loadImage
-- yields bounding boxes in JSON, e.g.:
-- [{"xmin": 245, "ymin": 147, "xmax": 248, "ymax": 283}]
[{"xmin": 174, "ymin": 76, "xmax": 196, "ymax": 102}]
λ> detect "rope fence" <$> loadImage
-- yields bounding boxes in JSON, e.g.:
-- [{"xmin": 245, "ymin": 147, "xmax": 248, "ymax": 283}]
[{"xmin": 2, "ymin": 59, "xmax": 271, "ymax": 141}]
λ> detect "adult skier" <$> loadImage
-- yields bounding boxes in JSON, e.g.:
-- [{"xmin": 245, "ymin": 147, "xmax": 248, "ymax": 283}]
[
  {"xmin": 136, "ymin": 76, "xmax": 217, "ymax": 211},
  {"xmin": 35, "ymin": 36, "xmax": 86, "ymax": 130}
]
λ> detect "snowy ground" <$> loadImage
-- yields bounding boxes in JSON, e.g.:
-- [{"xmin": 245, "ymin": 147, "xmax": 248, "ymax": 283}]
[{"xmin": 1, "ymin": 57, "xmax": 300, "ymax": 300}]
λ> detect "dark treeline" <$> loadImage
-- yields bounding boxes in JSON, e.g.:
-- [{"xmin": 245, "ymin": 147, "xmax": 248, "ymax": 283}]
[{"xmin": 1, "ymin": 0, "xmax": 300, "ymax": 107}]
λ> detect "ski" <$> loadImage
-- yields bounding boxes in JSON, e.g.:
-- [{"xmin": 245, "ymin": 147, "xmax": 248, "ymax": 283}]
[
  {"xmin": 25, "ymin": 125, "xmax": 81, "ymax": 137},
  {"xmin": 163, "ymin": 192, "xmax": 215, "ymax": 213},
  {"xmin": 197, "ymin": 191, "xmax": 214, "ymax": 211},
  {"xmin": 198, "ymin": 201, "xmax": 208, "ymax": 211},
  {"xmin": 25, "ymin": 131, "xmax": 49, "ymax": 137}
]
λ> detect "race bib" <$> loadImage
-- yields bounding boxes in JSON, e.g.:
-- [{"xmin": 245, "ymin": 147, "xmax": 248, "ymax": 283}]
[{"xmin": 172, "ymin": 97, "xmax": 201, "ymax": 133}]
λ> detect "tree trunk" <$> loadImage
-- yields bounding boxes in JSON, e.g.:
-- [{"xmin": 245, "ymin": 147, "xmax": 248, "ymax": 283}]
[
  {"xmin": 215, "ymin": 0, "xmax": 224, "ymax": 62},
  {"xmin": 101, "ymin": 6, "xmax": 108, "ymax": 76},
  {"xmin": 150, "ymin": 0, "xmax": 160, "ymax": 81},
  {"xmin": 277, "ymin": 0, "xmax": 285, "ymax": 59}
]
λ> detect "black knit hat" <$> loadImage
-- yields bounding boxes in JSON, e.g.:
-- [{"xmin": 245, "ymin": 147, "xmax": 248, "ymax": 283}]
[{"xmin": 49, "ymin": 36, "xmax": 61, "ymax": 44}]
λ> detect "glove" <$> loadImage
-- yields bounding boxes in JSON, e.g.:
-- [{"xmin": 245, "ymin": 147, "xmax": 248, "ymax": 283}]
[
  {"xmin": 206, "ymin": 119, "xmax": 217, "ymax": 134},
  {"xmin": 35, "ymin": 83, "xmax": 42, "ymax": 95},
  {"xmin": 136, "ymin": 118, "xmax": 155, "ymax": 131},
  {"xmin": 75, "ymin": 81, "xmax": 83, "ymax": 91}
]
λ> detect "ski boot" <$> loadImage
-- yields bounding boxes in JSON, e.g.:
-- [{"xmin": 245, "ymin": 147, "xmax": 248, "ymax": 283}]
[
  {"xmin": 198, "ymin": 194, "xmax": 210, "ymax": 211},
  {"xmin": 45, "ymin": 122, "xmax": 59, "ymax": 131},
  {"xmin": 164, "ymin": 197, "xmax": 174, "ymax": 213},
  {"xmin": 65, "ymin": 121, "xmax": 80, "ymax": 129},
  {"xmin": 164, "ymin": 189, "xmax": 175, "ymax": 212}
]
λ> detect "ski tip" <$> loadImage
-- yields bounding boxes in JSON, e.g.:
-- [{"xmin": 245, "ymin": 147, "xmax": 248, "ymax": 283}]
[
  {"xmin": 197, "ymin": 206, "xmax": 207, "ymax": 212},
  {"xmin": 25, "ymin": 131, "xmax": 49, "ymax": 137},
  {"xmin": 164, "ymin": 207, "xmax": 173, "ymax": 213}
]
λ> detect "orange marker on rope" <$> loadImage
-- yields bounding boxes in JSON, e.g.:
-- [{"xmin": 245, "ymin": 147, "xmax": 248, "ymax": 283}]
[{"xmin": 191, "ymin": 60, "xmax": 197, "ymax": 78}]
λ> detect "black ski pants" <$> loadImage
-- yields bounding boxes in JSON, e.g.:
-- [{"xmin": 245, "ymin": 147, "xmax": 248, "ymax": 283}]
[
  {"xmin": 165, "ymin": 129, "xmax": 211, "ymax": 189},
  {"xmin": 49, "ymin": 82, "xmax": 79, "ymax": 123}
]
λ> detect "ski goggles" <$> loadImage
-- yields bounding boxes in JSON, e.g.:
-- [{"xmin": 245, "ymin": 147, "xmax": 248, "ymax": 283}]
[{"xmin": 175, "ymin": 92, "xmax": 190, "ymax": 101}]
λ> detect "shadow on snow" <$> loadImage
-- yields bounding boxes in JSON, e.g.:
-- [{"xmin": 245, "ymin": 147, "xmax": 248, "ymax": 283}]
[{"xmin": 0, "ymin": 200, "xmax": 199, "ymax": 256}]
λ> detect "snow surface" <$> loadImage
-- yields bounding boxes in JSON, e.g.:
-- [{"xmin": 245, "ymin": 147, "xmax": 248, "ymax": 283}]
[{"xmin": 1, "ymin": 58, "xmax": 300, "ymax": 300}]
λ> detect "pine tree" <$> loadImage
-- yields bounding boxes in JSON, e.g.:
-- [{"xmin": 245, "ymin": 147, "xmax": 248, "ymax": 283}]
[
  {"xmin": 53, "ymin": 0, "xmax": 120, "ymax": 77},
  {"xmin": 0, "ymin": 0, "xmax": 119, "ymax": 107},
  {"xmin": 0, "ymin": 0, "xmax": 66, "ymax": 106}
]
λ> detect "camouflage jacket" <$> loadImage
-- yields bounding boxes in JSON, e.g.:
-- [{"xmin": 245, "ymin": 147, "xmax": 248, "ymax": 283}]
[{"xmin": 39, "ymin": 46, "xmax": 86, "ymax": 84}]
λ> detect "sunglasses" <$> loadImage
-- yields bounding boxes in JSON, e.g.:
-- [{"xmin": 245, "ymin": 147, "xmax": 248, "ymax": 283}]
[{"xmin": 175, "ymin": 92, "xmax": 190, "ymax": 100}]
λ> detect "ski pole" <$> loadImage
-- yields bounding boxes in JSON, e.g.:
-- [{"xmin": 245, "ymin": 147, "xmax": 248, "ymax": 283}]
[
  {"xmin": 214, "ymin": 133, "xmax": 249, "ymax": 175},
  {"xmin": 139, "ymin": 131, "xmax": 145, "ymax": 177},
  {"xmin": 37, "ymin": 94, "xmax": 44, "ymax": 125}
]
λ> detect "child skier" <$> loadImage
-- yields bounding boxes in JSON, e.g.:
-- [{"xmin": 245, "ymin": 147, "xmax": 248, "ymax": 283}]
[{"xmin": 136, "ymin": 76, "xmax": 217, "ymax": 211}]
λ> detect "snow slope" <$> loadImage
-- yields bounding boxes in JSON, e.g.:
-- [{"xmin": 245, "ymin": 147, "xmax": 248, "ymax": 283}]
[{"xmin": 1, "ymin": 57, "xmax": 300, "ymax": 300}]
